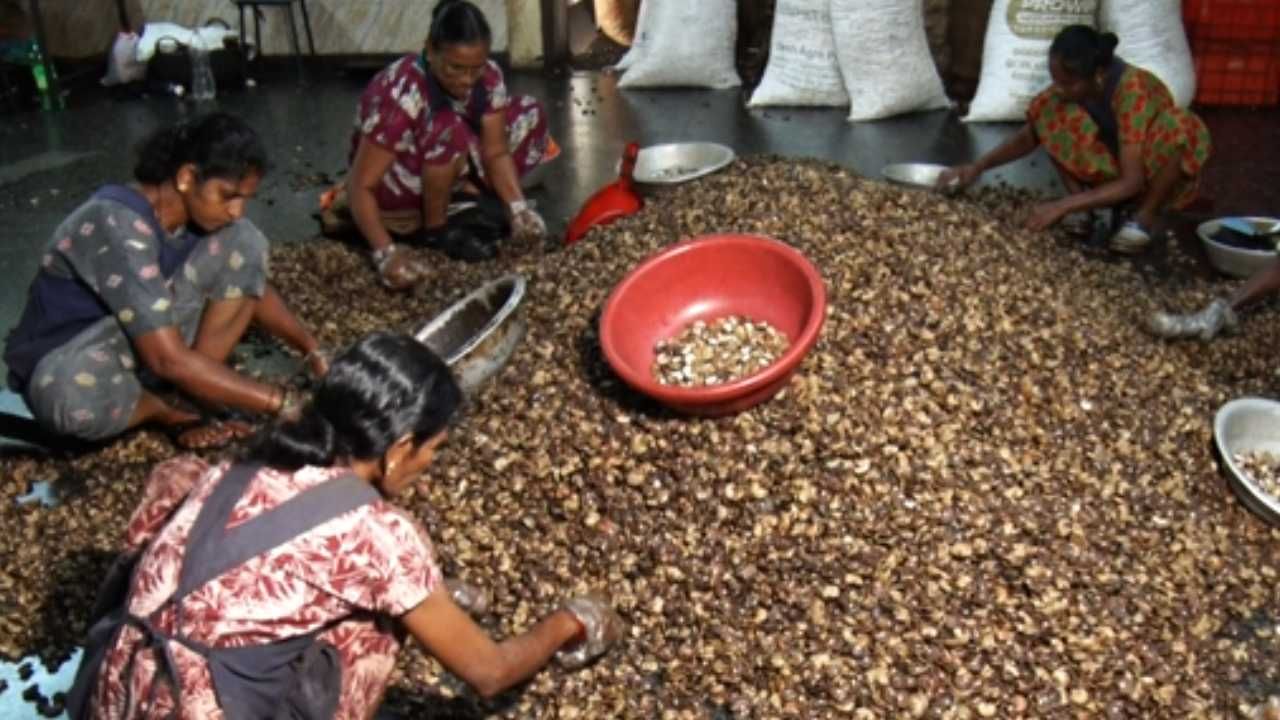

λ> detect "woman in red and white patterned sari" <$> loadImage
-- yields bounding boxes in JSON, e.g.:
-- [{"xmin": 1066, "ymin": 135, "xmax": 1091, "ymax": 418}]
[{"xmin": 88, "ymin": 333, "xmax": 621, "ymax": 719}]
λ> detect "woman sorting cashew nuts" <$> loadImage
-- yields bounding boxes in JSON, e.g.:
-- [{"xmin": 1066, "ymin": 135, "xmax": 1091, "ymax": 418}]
[
  {"xmin": 939, "ymin": 25, "xmax": 1212, "ymax": 255},
  {"xmin": 321, "ymin": 0, "xmax": 558, "ymax": 290},
  {"xmin": 70, "ymin": 333, "xmax": 622, "ymax": 719},
  {"xmin": 4, "ymin": 113, "xmax": 326, "ymax": 450}
]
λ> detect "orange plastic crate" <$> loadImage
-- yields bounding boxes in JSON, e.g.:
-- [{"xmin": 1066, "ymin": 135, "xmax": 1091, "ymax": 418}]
[
  {"xmin": 1186, "ymin": 0, "xmax": 1280, "ymax": 42},
  {"xmin": 1193, "ymin": 38, "xmax": 1280, "ymax": 105}
]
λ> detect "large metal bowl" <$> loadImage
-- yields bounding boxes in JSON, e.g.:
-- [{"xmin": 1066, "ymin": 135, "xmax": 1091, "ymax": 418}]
[
  {"xmin": 1198, "ymin": 216, "xmax": 1280, "ymax": 279},
  {"xmin": 414, "ymin": 275, "xmax": 527, "ymax": 396},
  {"xmin": 882, "ymin": 162, "xmax": 957, "ymax": 192},
  {"xmin": 1214, "ymin": 396, "xmax": 1280, "ymax": 527},
  {"xmin": 624, "ymin": 142, "xmax": 736, "ymax": 187}
]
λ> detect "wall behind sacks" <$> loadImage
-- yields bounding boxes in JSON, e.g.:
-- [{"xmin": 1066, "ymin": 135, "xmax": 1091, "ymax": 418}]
[{"xmin": 34, "ymin": 0, "xmax": 545, "ymax": 68}]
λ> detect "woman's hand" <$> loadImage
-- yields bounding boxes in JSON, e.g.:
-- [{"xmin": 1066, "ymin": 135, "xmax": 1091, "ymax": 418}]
[
  {"xmin": 937, "ymin": 163, "xmax": 981, "ymax": 191},
  {"xmin": 555, "ymin": 594, "xmax": 624, "ymax": 670},
  {"xmin": 372, "ymin": 243, "xmax": 429, "ymax": 291},
  {"xmin": 445, "ymin": 578, "xmax": 491, "ymax": 616},
  {"xmin": 403, "ymin": 586, "xmax": 607, "ymax": 699},
  {"xmin": 1026, "ymin": 200, "xmax": 1069, "ymax": 231},
  {"xmin": 271, "ymin": 385, "xmax": 305, "ymax": 421},
  {"xmin": 509, "ymin": 200, "xmax": 547, "ymax": 245},
  {"xmin": 303, "ymin": 347, "xmax": 330, "ymax": 379}
]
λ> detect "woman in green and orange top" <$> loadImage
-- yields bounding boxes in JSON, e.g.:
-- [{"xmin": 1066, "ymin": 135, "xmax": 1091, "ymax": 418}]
[{"xmin": 940, "ymin": 25, "xmax": 1212, "ymax": 254}]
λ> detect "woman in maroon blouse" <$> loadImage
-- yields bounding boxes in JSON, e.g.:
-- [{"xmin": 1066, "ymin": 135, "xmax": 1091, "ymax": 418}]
[{"xmin": 325, "ymin": 0, "xmax": 556, "ymax": 290}]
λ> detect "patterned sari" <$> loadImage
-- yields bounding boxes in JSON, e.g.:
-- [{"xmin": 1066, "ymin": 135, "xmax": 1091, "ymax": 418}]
[{"xmin": 1026, "ymin": 63, "xmax": 1211, "ymax": 209}]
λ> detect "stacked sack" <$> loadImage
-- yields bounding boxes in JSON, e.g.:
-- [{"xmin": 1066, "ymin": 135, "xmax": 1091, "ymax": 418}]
[
  {"xmin": 613, "ymin": 0, "xmax": 742, "ymax": 89},
  {"xmin": 613, "ymin": 0, "xmax": 950, "ymax": 122},
  {"xmin": 744, "ymin": 0, "xmax": 950, "ymax": 121},
  {"xmin": 612, "ymin": 0, "xmax": 1194, "ymax": 123}
]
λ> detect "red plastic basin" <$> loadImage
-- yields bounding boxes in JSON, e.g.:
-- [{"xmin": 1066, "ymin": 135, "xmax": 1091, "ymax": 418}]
[{"xmin": 599, "ymin": 234, "xmax": 827, "ymax": 416}]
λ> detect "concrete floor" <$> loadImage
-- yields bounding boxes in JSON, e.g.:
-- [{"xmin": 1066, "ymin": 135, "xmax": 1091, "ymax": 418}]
[{"xmin": 0, "ymin": 58, "xmax": 1278, "ymax": 716}]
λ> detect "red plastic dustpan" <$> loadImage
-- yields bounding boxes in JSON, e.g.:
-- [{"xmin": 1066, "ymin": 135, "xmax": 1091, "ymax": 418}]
[{"xmin": 565, "ymin": 142, "xmax": 643, "ymax": 246}]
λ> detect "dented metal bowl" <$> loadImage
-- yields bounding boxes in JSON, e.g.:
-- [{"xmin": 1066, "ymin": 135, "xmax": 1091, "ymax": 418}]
[
  {"xmin": 1214, "ymin": 396, "xmax": 1280, "ymax": 527},
  {"xmin": 622, "ymin": 142, "xmax": 737, "ymax": 188},
  {"xmin": 414, "ymin": 275, "xmax": 527, "ymax": 396}
]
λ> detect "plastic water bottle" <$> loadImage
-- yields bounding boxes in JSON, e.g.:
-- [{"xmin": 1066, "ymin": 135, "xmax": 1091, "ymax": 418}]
[
  {"xmin": 190, "ymin": 46, "xmax": 217, "ymax": 102},
  {"xmin": 26, "ymin": 41, "xmax": 59, "ymax": 110}
]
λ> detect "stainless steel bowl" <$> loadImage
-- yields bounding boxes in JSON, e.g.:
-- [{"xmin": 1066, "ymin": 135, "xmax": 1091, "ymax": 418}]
[
  {"xmin": 1214, "ymin": 396, "xmax": 1280, "ymax": 526},
  {"xmin": 626, "ymin": 142, "xmax": 736, "ymax": 187},
  {"xmin": 414, "ymin": 275, "xmax": 527, "ymax": 396},
  {"xmin": 1198, "ymin": 216, "xmax": 1280, "ymax": 279},
  {"xmin": 882, "ymin": 162, "xmax": 957, "ymax": 192}
]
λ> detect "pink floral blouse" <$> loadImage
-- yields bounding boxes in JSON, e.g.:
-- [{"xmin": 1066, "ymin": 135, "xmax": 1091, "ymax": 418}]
[
  {"xmin": 90, "ymin": 456, "xmax": 443, "ymax": 719},
  {"xmin": 349, "ymin": 53, "xmax": 510, "ymax": 213}
]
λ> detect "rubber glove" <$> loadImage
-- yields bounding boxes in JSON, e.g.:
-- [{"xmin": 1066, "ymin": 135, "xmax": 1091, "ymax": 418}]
[
  {"xmin": 509, "ymin": 200, "xmax": 548, "ymax": 245},
  {"xmin": 445, "ymin": 578, "xmax": 491, "ymax": 616},
  {"xmin": 555, "ymin": 594, "xmax": 624, "ymax": 670}
]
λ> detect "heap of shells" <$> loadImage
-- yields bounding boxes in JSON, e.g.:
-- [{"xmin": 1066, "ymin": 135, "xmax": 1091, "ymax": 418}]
[
  {"xmin": 653, "ymin": 316, "xmax": 790, "ymax": 387},
  {"xmin": 1236, "ymin": 451, "xmax": 1280, "ymax": 501},
  {"xmin": 6, "ymin": 157, "xmax": 1280, "ymax": 719}
]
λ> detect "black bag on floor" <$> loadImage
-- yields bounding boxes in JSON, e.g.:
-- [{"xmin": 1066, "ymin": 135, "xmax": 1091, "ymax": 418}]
[
  {"xmin": 448, "ymin": 190, "xmax": 511, "ymax": 244},
  {"xmin": 64, "ymin": 463, "xmax": 380, "ymax": 720}
]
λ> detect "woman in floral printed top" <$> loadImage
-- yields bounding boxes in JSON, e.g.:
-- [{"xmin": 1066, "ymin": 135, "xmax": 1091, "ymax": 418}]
[
  {"xmin": 87, "ymin": 333, "xmax": 622, "ymax": 719},
  {"xmin": 3, "ymin": 113, "xmax": 325, "ymax": 448},
  {"xmin": 940, "ymin": 25, "xmax": 1212, "ymax": 255},
  {"xmin": 324, "ymin": 0, "xmax": 556, "ymax": 290}
]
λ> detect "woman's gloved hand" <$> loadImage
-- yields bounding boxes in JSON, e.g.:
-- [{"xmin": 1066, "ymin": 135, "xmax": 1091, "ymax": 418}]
[
  {"xmin": 509, "ymin": 200, "xmax": 548, "ymax": 245},
  {"xmin": 936, "ymin": 163, "xmax": 981, "ymax": 192},
  {"xmin": 555, "ymin": 594, "xmax": 624, "ymax": 670},
  {"xmin": 1146, "ymin": 298, "xmax": 1239, "ymax": 341},
  {"xmin": 371, "ymin": 243, "xmax": 429, "ymax": 291},
  {"xmin": 445, "ymin": 578, "xmax": 491, "ymax": 616}
]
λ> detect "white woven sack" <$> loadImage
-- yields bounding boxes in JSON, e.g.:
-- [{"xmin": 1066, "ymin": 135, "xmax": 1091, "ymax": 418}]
[
  {"xmin": 830, "ymin": 0, "xmax": 949, "ymax": 121},
  {"xmin": 617, "ymin": 0, "xmax": 741, "ymax": 89},
  {"xmin": 1101, "ymin": 0, "xmax": 1195, "ymax": 107},
  {"xmin": 612, "ymin": 0, "xmax": 653, "ymax": 71},
  {"xmin": 964, "ymin": 0, "xmax": 1100, "ymax": 122},
  {"xmin": 748, "ymin": 0, "xmax": 848, "ymax": 107}
]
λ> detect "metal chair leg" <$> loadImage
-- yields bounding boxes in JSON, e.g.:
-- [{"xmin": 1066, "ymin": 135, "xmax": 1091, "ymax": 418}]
[
  {"xmin": 238, "ymin": 4, "xmax": 248, "ymax": 56},
  {"xmin": 253, "ymin": 6, "xmax": 263, "ymax": 61},
  {"xmin": 298, "ymin": 0, "xmax": 317, "ymax": 56},
  {"xmin": 284, "ymin": 3, "xmax": 305, "ymax": 82}
]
